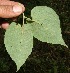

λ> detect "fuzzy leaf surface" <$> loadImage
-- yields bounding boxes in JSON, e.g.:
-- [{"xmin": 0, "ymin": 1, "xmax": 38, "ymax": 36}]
[
  {"xmin": 4, "ymin": 22, "xmax": 33, "ymax": 71},
  {"xmin": 31, "ymin": 6, "xmax": 67, "ymax": 47}
]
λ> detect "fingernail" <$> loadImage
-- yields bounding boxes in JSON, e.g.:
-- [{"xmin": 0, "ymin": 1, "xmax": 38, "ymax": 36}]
[{"xmin": 13, "ymin": 5, "xmax": 22, "ymax": 13}]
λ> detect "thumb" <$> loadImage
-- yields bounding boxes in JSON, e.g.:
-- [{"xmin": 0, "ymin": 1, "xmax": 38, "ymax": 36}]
[{"xmin": 0, "ymin": 4, "xmax": 25, "ymax": 18}]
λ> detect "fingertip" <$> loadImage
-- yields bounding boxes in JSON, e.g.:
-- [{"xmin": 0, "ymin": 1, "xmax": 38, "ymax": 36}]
[
  {"xmin": 18, "ymin": 3, "xmax": 25, "ymax": 12},
  {"xmin": 1, "ymin": 22, "xmax": 9, "ymax": 29},
  {"xmin": 0, "ymin": 3, "xmax": 25, "ymax": 18}
]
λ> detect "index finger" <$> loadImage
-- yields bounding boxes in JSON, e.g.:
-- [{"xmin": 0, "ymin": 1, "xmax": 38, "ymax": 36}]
[
  {"xmin": 0, "ymin": 1, "xmax": 20, "ymax": 5},
  {"xmin": 0, "ymin": 0, "xmax": 10, "ymax": 1}
]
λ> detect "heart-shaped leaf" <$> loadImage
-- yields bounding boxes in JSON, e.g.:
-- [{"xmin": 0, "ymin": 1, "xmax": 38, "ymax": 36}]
[
  {"xmin": 4, "ymin": 22, "xmax": 33, "ymax": 71},
  {"xmin": 31, "ymin": 6, "xmax": 68, "ymax": 47}
]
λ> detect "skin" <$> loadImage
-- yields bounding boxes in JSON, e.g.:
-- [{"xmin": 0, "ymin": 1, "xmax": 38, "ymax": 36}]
[{"xmin": 0, "ymin": 0, "xmax": 25, "ymax": 29}]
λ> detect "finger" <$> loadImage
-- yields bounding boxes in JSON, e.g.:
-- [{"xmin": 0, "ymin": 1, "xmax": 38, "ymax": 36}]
[
  {"xmin": 0, "ymin": 1, "xmax": 19, "ymax": 5},
  {"xmin": 0, "ymin": 17, "xmax": 17, "ymax": 29},
  {"xmin": 0, "ymin": 0, "xmax": 9, "ymax": 1},
  {"xmin": 0, "ymin": 4, "xmax": 25, "ymax": 18},
  {"xmin": 0, "ymin": 1, "xmax": 24, "ymax": 10},
  {"xmin": 1, "ymin": 22, "xmax": 9, "ymax": 29},
  {"xmin": 0, "ymin": 0, "xmax": 10, "ymax": 1}
]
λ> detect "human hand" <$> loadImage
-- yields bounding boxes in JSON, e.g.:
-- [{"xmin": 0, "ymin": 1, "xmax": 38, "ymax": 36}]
[{"xmin": 0, "ymin": 0, "xmax": 25, "ymax": 29}]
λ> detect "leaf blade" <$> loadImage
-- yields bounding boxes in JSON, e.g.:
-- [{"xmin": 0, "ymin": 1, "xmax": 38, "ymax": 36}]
[
  {"xmin": 4, "ymin": 22, "xmax": 33, "ymax": 71},
  {"xmin": 31, "ymin": 6, "xmax": 68, "ymax": 47}
]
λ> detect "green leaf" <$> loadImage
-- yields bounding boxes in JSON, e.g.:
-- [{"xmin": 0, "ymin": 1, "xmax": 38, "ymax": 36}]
[
  {"xmin": 4, "ymin": 22, "xmax": 33, "ymax": 71},
  {"xmin": 27, "ymin": 22, "xmax": 48, "ymax": 41},
  {"xmin": 31, "ymin": 6, "xmax": 68, "ymax": 47}
]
